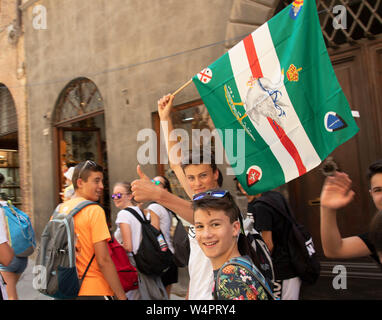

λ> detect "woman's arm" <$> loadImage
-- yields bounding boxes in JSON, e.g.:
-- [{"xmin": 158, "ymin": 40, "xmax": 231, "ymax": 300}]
[
  {"xmin": 119, "ymin": 223, "xmax": 133, "ymax": 253},
  {"xmin": 148, "ymin": 210, "xmax": 160, "ymax": 230},
  {"xmin": 0, "ymin": 242, "xmax": 14, "ymax": 266}
]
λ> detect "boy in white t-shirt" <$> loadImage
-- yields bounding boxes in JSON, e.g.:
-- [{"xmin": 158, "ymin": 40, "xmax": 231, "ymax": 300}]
[{"xmin": 131, "ymin": 94, "xmax": 223, "ymax": 299}]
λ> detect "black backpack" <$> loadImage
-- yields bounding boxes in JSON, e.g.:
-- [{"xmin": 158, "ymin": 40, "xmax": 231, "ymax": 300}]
[
  {"xmin": 170, "ymin": 211, "xmax": 190, "ymax": 268},
  {"xmin": 255, "ymin": 192, "xmax": 320, "ymax": 285},
  {"xmin": 238, "ymin": 213, "xmax": 275, "ymax": 291},
  {"xmin": 125, "ymin": 207, "xmax": 173, "ymax": 276},
  {"xmin": 247, "ymin": 228, "xmax": 275, "ymax": 289}
]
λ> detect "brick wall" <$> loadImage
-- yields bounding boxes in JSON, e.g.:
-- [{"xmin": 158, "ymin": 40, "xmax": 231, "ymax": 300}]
[{"xmin": 0, "ymin": 0, "xmax": 32, "ymax": 225}]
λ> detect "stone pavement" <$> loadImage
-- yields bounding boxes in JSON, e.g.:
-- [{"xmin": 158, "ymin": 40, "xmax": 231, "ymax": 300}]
[{"xmin": 16, "ymin": 258, "xmax": 188, "ymax": 300}]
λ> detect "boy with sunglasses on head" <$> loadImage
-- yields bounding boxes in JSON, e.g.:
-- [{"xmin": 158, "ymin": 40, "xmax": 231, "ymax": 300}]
[
  {"xmin": 56, "ymin": 160, "xmax": 126, "ymax": 300},
  {"xmin": 193, "ymin": 190, "xmax": 275, "ymax": 300}
]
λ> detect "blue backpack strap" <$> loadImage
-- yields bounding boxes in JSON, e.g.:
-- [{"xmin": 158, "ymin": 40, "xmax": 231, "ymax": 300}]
[{"xmin": 68, "ymin": 200, "xmax": 98, "ymax": 218}]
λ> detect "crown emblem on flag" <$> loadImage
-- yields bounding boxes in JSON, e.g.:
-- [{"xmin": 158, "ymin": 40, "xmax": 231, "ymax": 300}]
[
  {"xmin": 286, "ymin": 64, "xmax": 302, "ymax": 82},
  {"xmin": 290, "ymin": 0, "xmax": 304, "ymax": 19}
]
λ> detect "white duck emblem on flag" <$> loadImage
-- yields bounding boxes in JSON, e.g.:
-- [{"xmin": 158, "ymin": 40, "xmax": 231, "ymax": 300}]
[{"xmin": 244, "ymin": 73, "xmax": 289, "ymax": 128}]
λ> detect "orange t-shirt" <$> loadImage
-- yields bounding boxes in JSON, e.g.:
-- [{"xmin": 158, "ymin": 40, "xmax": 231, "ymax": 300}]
[{"xmin": 58, "ymin": 197, "xmax": 113, "ymax": 296}]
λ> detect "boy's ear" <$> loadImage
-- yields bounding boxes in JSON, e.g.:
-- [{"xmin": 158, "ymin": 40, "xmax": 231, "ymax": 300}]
[
  {"xmin": 213, "ymin": 168, "xmax": 219, "ymax": 181},
  {"xmin": 233, "ymin": 220, "xmax": 241, "ymax": 237},
  {"xmin": 76, "ymin": 178, "xmax": 83, "ymax": 189}
]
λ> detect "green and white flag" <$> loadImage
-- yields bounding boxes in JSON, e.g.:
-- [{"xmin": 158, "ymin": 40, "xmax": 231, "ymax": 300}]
[{"xmin": 192, "ymin": 0, "xmax": 358, "ymax": 194}]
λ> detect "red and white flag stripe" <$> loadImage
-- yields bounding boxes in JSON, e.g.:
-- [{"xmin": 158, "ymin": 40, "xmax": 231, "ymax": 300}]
[{"xmin": 228, "ymin": 23, "xmax": 321, "ymax": 182}]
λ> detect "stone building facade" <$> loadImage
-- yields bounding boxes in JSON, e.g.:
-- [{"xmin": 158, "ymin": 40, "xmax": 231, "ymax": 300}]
[
  {"xmin": 2, "ymin": 0, "xmax": 381, "ymax": 299},
  {"xmin": 0, "ymin": 0, "xmax": 32, "ymax": 221},
  {"xmin": 19, "ymin": 0, "xmax": 280, "ymax": 236}
]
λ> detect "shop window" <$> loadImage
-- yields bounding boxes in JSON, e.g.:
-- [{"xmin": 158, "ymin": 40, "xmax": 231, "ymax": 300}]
[{"xmin": 0, "ymin": 150, "xmax": 20, "ymax": 206}]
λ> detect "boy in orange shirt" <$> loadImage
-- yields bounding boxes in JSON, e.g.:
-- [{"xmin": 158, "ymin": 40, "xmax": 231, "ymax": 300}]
[{"xmin": 58, "ymin": 160, "xmax": 126, "ymax": 300}]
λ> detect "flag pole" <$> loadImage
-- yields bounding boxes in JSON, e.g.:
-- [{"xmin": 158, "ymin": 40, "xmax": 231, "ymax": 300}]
[{"xmin": 172, "ymin": 79, "xmax": 193, "ymax": 96}]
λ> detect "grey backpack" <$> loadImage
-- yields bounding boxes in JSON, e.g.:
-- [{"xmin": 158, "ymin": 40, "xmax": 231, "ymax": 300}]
[{"xmin": 35, "ymin": 200, "xmax": 97, "ymax": 299}]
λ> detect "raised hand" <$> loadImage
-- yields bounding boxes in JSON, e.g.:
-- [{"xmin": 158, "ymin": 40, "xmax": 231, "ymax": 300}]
[
  {"xmin": 320, "ymin": 171, "xmax": 355, "ymax": 210},
  {"xmin": 131, "ymin": 165, "xmax": 160, "ymax": 203},
  {"xmin": 157, "ymin": 94, "xmax": 174, "ymax": 121}
]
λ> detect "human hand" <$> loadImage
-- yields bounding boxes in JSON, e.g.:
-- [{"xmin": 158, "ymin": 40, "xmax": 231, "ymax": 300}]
[
  {"xmin": 131, "ymin": 165, "xmax": 161, "ymax": 203},
  {"xmin": 157, "ymin": 94, "xmax": 174, "ymax": 121},
  {"xmin": 320, "ymin": 171, "xmax": 355, "ymax": 210}
]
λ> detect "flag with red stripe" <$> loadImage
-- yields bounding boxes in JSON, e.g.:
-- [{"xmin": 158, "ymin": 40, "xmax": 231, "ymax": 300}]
[{"xmin": 192, "ymin": 0, "xmax": 358, "ymax": 194}]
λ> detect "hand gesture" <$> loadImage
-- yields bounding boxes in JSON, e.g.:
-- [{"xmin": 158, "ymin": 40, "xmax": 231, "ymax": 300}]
[
  {"xmin": 131, "ymin": 165, "xmax": 160, "ymax": 203},
  {"xmin": 320, "ymin": 171, "xmax": 355, "ymax": 210},
  {"xmin": 157, "ymin": 94, "xmax": 174, "ymax": 121}
]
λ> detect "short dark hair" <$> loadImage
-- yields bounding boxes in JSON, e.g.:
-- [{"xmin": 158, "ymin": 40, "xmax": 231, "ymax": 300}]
[
  {"xmin": 367, "ymin": 159, "xmax": 382, "ymax": 182},
  {"xmin": 72, "ymin": 160, "xmax": 103, "ymax": 190},
  {"xmin": 181, "ymin": 150, "xmax": 223, "ymax": 187},
  {"xmin": 192, "ymin": 190, "xmax": 241, "ymax": 224},
  {"xmin": 369, "ymin": 211, "xmax": 382, "ymax": 254}
]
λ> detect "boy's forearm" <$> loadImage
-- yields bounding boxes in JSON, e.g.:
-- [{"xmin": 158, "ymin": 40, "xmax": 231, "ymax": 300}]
[
  {"xmin": 320, "ymin": 206, "xmax": 342, "ymax": 257},
  {"xmin": 156, "ymin": 188, "xmax": 194, "ymax": 224},
  {"xmin": 98, "ymin": 260, "xmax": 127, "ymax": 300}
]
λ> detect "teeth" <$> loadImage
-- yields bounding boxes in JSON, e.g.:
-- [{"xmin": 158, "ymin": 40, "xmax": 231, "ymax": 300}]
[{"xmin": 204, "ymin": 242, "xmax": 217, "ymax": 246}]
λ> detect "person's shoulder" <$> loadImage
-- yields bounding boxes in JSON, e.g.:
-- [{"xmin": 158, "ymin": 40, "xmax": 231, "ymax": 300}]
[
  {"xmin": 147, "ymin": 202, "xmax": 166, "ymax": 212},
  {"xmin": 117, "ymin": 206, "xmax": 142, "ymax": 220},
  {"xmin": 358, "ymin": 232, "xmax": 376, "ymax": 254},
  {"xmin": 261, "ymin": 191, "xmax": 285, "ymax": 202},
  {"xmin": 116, "ymin": 208, "xmax": 132, "ymax": 218}
]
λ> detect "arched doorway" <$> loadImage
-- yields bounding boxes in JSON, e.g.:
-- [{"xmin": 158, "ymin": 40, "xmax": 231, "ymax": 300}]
[
  {"xmin": 0, "ymin": 84, "xmax": 21, "ymax": 207},
  {"xmin": 53, "ymin": 78, "xmax": 110, "ymax": 220}
]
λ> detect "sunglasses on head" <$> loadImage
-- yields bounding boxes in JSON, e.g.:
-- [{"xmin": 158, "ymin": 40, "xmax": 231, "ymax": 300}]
[
  {"xmin": 78, "ymin": 160, "xmax": 97, "ymax": 179},
  {"xmin": 111, "ymin": 192, "xmax": 126, "ymax": 200},
  {"xmin": 192, "ymin": 190, "xmax": 228, "ymax": 201},
  {"xmin": 151, "ymin": 179, "xmax": 162, "ymax": 186}
]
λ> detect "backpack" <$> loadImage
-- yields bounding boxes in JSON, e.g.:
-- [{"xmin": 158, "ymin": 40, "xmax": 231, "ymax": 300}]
[
  {"xmin": 35, "ymin": 200, "xmax": 97, "ymax": 299},
  {"xmin": 107, "ymin": 237, "xmax": 138, "ymax": 292},
  {"xmin": 125, "ymin": 207, "xmax": 173, "ymax": 276},
  {"xmin": 246, "ymin": 228, "xmax": 275, "ymax": 289},
  {"xmin": 214, "ymin": 256, "xmax": 277, "ymax": 300},
  {"xmin": 238, "ymin": 213, "xmax": 275, "ymax": 290},
  {"xmin": 255, "ymin": 192, "xmax": 320, "ymax": 285},
  {"xmin": 0, "ymin": 201, "xmax": 36, "ymax": 257},
  {"xmin": 170, "ymin": 211, "xmax": 190, "ymax": 268}
]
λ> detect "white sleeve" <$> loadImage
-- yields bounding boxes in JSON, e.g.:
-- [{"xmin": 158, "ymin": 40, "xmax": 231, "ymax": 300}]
[
  {"xmin": 147, "ymin": 203, "xmax": 168, "ymax": 220},
  {"xmin": 0, "ymin": 209, "xmax": 8, "ymax": 245},
  {"xmin": 115, "ymin": 210, "xmax": 132, "ymax": 225}
]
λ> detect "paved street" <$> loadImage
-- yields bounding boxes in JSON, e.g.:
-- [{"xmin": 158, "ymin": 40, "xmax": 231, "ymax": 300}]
[{"xmin": 15, "ymin": 258, "xmax": 187, "ymax": 300}]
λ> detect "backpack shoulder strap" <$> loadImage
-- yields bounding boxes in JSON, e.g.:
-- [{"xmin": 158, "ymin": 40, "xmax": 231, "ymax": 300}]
[
  {"xmin": 68, "ymin": 200, "xmax": 98, "ymax": 218},
  {"xmin": 124, "ymin": 207, "xmax": 147, "ymax": 224},
  {"xmin": 170, "ymin": 210, "xmax": 180, "ymax": 222}
]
